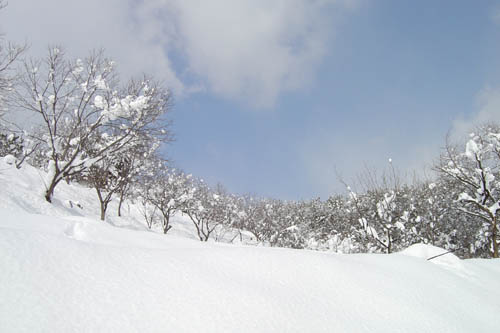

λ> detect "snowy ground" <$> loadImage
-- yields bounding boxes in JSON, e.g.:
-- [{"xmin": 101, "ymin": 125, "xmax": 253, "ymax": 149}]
[{"xmin": 1, "ymin": 157, "xmax": 500, "ymax": 332}]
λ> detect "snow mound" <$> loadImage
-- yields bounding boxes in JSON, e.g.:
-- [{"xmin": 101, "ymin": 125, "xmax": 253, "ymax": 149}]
[
  {"xmin": 64, "ymin": 221, "xmax": 87, "ymax": 241},
  {"xmin": 2, "ymin": 154, "xmax": 16, "ymax": 165},
  {"xmin": 400, "ymin": 243, "xmax": 462, "ymax": 270}
]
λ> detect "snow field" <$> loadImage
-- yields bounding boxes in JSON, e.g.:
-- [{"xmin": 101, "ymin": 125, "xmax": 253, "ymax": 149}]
[{"xmin": 1, "ymin": 157, "xmax": 500, "ymax": 332}]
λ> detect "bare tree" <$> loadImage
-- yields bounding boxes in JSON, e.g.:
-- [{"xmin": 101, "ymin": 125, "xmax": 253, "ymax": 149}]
[
  {"xmin": 143, "ymin": 167, "xmax": 193, "ymax": 234},
  {"xmin": 12, "ymin": 47, "xmax": 171, "ymax": 202},
  {"xmin": 0, "ymin": 0, "xmax": 27, "ymax": 123},
  {"xmin": 138, "ymin": 194, "xmax": 159, "ymax": 230},
  {"xmin": 435, "ymin": 124, "xmax": 500, "ymax": 258},
  {"xmin": 84, "ymin": 127, "xmax": 166, "ymax": 221},
  {"xmin": 182, "ymin": 181, "xmax": 236, "ymax": 241},
  {"xmin": 341, "ymin": 162, "xmax": 416, "ymax": 254}
]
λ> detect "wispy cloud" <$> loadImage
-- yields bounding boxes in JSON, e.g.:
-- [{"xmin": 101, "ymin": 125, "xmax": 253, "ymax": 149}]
[{"xmin": 451, "ymin": 86, "xmax": 500, "ymax": 140}]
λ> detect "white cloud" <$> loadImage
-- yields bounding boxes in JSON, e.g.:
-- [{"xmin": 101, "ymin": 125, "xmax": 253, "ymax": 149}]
[
  {"xmin": 0, "ymin": 0, "xmax": 356, "ymax": 108},
  {"xmin": 451, "ymin": 86, "xmax": 500, "ymax": 140},
  {"xmin": 0, "ymin": 0, "xmax": 184, "ymax": 94},
  {"xmin": 161, "ymin": 0, "xmax": 350, "ymax": 107}
]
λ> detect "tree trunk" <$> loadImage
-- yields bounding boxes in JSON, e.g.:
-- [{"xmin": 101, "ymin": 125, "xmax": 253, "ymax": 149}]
[
  {"xmin": 44, "ymin": 174, "xmax": 63, "ymax": 203},
  {"xmin": 162, "ymin": 212, "xmax": 171, "ymax": 234},
  {"xmin": 186, "ymin": 212, "xmax": 205, "ymax": 241},
  {"xmin": 118, "ymin": 182, "xmax": 130, "ymax": 217},
  {"xmin": 100, "ymin": 202, "xmax": 107, "ymax": 221},
  {"xmin": 118, "ymin": 191, "xmax": 125, "ymax": 217},
  {"xmin": 95, "ymin": 187, "xmax": 109, "ymax": 221},
  {"xmin": 492, "ymin": 218, "xmax": 499, "ymax": 258},
  {"xmin": 386, "ymin": 230, "xmax": 392, "ymax": 254},
  {"xmin": 44, "ymin": 189, "xmax": 53, "ymax": 203}
]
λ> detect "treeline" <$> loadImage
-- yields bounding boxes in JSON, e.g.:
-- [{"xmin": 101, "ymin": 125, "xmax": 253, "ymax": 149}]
[
  {"xmin": 0, "ymin": 1, "xmax": 498, "ymax": 258},
  {"xmin": 127, "ymin": 151, "xmax": 498, "ymax": 259}
]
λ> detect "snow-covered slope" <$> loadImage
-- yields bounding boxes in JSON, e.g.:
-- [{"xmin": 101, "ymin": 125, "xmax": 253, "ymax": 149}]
[{"xmin": 1, "ymin": 157, "xmax": 500, "ymax": 332}]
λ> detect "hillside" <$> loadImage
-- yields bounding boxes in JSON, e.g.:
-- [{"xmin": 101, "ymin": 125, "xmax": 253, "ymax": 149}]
[{"xmin": 1, "ymin": 156, "xmax": 499, "ymax": 332}]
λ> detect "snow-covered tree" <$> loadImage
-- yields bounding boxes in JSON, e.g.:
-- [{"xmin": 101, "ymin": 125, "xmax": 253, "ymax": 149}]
[
  {"xmin": 239, "ymin": 198, "xmax": 306, "ymax": 248},
  {"xmin": 0, "ymin": 1, "xmax": 26, "ymax": 132},
  {"xmin": 274, "ymin": 200, "xmax": 307, "ymax": 249},
  {"xmin": 229, "ymin": 195, "xmax": 266, "ymax": 243},
  {"xmin": 343, "ymin": 162, "xmax": 418, "ymax": 254},
  {"xmin": 0, "ymin": 2, "xmax": 25, "ymax": 121},
  {"xmin": 234, "ymin": 197, "xmax": 292, "ymax": 246},
  {"xmin": 83, "ymin": 125, "xmax": 164, "ymax": 221},
  {"xmin": 408, "ymin": 179, "xmax": 470, "ymax": 255},
  {"xmin": 12, "ymin": 48, "xmax": 171, "ymax": 202},
  {"xmin": 182, "ymin": 181, "xmax": 238, "ymax": 241},
  {"xmin": 143, "ymin": 167, "xmax": 193, "ymax": 234},
  {"xmin": 0, "ymin": 131, "xmax": 22, "ymax": 157},
  {"xmin": 305, "ymin": 195, "xmax": 359, "ymax": 253},
  {"xmin": 436, "ymin": 124, "xmax": 500, "ymax": 258},
  {"xmin": 346, "ymin": 188, "xmax": 394, "ymax": 253}
]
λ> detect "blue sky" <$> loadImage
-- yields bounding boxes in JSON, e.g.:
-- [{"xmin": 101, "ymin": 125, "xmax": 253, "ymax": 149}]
[{"xmin": 3, "ymin": 0, "xmax": 500, "ymax": 199}]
